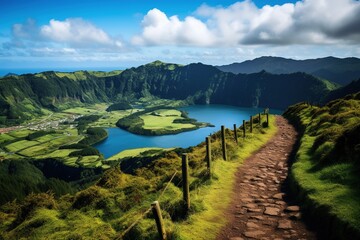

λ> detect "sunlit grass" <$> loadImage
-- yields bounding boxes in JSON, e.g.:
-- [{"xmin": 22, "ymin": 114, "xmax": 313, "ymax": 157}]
[
  {"xmin": 285, "ymin": 96, "xmax": 360, "ymax": 234},
  {"xmin": 107, "ymin": 147, "xmax": 173, "ymax": 161},
  {"xmin": 5, "ymin": 140, "xmax": 39, "ymax": 152},
  {"xmin": 141, "ymin": 110, "xmax": 194, "ymax": 131}
]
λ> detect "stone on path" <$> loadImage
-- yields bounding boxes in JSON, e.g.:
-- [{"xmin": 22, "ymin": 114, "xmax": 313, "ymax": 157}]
[
  {"xmin": 229, "ymin": 237, "xmax": 244, "ymax": 240},
  {"xmin": 285, "ymin": 206, "xmax": 300, "ymax": 212},
  {"xmin": 264, "ymin": 207, "xmax": 280, "ymax": 216},
  {"xmin": 272, "ymin": 193, "xmax": 284, "ymax": 200},
  {"xmin": 278, "ymin": 220, "xmax": 292, "ymax": 229},
  {"xmin": 246, "ymin": 222, "xmax": 261, "ymax": 229},
  {"xmin": 244, "ymin": 203, "xmax": 258, "ymax": 208},
  {"xmin": 247, "ymin": 208, "xmax": 263, "ymax": 213},
  {"xmin": 244, "ymin": 230, "xmax": 265, "ymax": 239}
]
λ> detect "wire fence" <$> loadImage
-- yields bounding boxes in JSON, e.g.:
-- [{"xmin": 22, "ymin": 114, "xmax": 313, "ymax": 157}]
[{"xmin": 114, "ymin": 170, "xmax": 178, "ymax": 239}]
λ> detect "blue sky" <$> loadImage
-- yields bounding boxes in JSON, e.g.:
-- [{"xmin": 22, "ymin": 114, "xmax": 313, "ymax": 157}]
[{"xmin": 1, "ymin": 0, "xmax": 359, "ymax": 70}]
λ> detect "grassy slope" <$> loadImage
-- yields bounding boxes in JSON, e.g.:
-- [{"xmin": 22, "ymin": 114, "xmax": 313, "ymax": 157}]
[
  {"xmin": 141, "ymin": 109, "xmax": 195, "ymax": 131},
  {"xmin": 284, "ymin": 93, "xmax": 360, "ymax": 238},
  {"xmin": 107, "ymin": 147, "xmax": 173, "ymax": 161},
  {"xmin": 0, "ymin": 114, "xmax": 277, "ymax": 239}
]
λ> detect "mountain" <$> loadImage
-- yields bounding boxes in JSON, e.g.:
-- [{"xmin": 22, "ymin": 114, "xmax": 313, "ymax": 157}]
[
  {"xmin": 0, "ymin": 61, "xmax": 336, "ymax": 125},
  {"xmin": 217, "ymin": 56, "xmax": 360, "ymax": 86},
  {"xmin": 4, "ymin": 73, "xmax": 18, "ymax": 77},
  {"xmin": 324, "ymin": 79, "xmax": 360, "ymax": 103}
]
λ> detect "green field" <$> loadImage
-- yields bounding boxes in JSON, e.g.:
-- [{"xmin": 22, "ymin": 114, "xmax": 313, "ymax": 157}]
[
  {"xmin": 78, "ymin": 156, "xmax": 102, "ymax": 167},
  {"xmin": 18, "ymin": 145, "xmax": 48, "ymax": 157},
  {"xmin": 90, "ymin": 110, "xmax": 133, "ymax": 127},
  {"xmin": 0, "ymin": 134, "xmax": 15, "ymax": 144},
  {"xmin": 7, "ymin": 129, "xmax": 34, "ymax": 138},
  {"xmin": 5, "ymin": 140, "xmax": 39, "ymax": 152},
  {"xmin": 107, "ymin": 147, "xmax": 173, "ymax": 161},
  {"xmin": 141, "ymin": 109, "xmax": 195, "ymax": 131}
]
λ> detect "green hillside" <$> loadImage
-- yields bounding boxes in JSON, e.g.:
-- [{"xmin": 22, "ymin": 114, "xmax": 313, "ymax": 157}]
[{"xmin": 284, "ymin": 92, "xmax": 360, "ymax": 239}]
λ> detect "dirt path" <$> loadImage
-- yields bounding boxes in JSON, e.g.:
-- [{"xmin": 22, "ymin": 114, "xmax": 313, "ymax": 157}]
[{"xmin": 216, "ymin": 116, "xmax": 316, "ymax": 240}]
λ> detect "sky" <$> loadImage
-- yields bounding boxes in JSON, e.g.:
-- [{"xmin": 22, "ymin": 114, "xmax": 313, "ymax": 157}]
[{"xmin": 1, "ymin": 0, "xmax": 360, "ymax": 70}]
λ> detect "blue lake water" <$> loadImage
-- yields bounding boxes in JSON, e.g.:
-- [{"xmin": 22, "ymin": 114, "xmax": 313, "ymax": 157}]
[{"xmin": 94, "ymin": 105, "xmax": 283, "ymax": 158}]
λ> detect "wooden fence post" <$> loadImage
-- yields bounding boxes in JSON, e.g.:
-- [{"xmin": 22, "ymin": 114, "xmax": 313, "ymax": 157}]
[
  {"xmin": 243, "ymin": 120, "xmax": 246, "ymax": 138},
  {"xmin": 266, "ymin": 113, "xmax": 269, "ymax": 126},
  {"xmin": 151, "ymin": 201, "xmax": 167, "ymax": 240},
  {"xmin": 182, "ymin": 154, "xmax": 190, "ymax": 210},
  {"xmin": 233, "ymin": 124, "xmax": 238, "ymax": 144},
  {"xmin": 221, "ymin": 125, "xmax": 227, "ymax": 160},
  {"xmin": 258, "ymin": 113, "xmax": 261, "ymax": 125},
  {"xmin": 206, "ymin": 137, "xmax": 211, "ymax": 176},
  {"xmin": 250, "ymin": 116, "xmax": 253, "ymax": 133}
]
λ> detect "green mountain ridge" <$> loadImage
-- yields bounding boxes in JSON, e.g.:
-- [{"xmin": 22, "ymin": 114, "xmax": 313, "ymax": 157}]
[
  {"xmin": 217, "ymin": 56, "xmax": 360, "ymax": 86},
  {"xmin": 0, "ymin": 62, "xmax": 336, "ymax": 125}
]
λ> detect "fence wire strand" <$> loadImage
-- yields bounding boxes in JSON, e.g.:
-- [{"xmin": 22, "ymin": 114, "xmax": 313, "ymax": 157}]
[{"xmin": 114, "ymin": 170, "xmax": 178, "ymax": 239}]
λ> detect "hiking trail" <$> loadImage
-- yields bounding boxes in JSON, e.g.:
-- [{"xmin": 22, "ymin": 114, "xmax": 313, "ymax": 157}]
[{"xmin": 216, "ymin": 116, "xmax": 316, "ymax": 240}]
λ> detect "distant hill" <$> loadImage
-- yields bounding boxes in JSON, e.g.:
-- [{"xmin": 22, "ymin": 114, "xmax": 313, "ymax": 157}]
[
  {"xmin": 4, "ymin": 73, "xmax": 18, "ymax": 77},
  {"xmin": 217, "ymin": 56, "xmax": 360, "ymax": 86},
  {"xmin": 325, "ymin": 79, "xmax": 360, "ymax": 103},
  {"xmin": 0, "ymin": 61, "xmax": 336, "ymax": 125}
]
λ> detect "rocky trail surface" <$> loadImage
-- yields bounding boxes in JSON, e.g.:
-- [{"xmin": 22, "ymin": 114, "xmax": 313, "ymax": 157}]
[{"xmin": 217, "ymin": 116, "xmax": 316, "ymax": 240}]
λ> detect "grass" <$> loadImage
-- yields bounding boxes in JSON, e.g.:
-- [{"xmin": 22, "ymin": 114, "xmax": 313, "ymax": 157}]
[
  {"xmin": 5, "ymin": 140, "xmax": 39, "ymax": 152},
  {"xmin": 0, "ymin": 134, "xmax": 15, "ymax": 144},
  {"xmin": 78, "ymin": 156, "xmax": 102, "ymax": 167},
  {"xmin": 140, "ymin": 109, "xmax": 195, "ymax": 131},
  {"xmin": 35, "ymin": 133, "xmax": 62, "ymax": 143},
  {"xmin": 141, "ymin": 114, "xmax": 194, "ymax": 130},
  {"xmin": 107, "ymin": 147, "xmax": 173, "ymax": 161},
  {"xmin": 40, "ymin": 149, "xmax": 76, "ymax": 158},
  {"xmin": 90, "ymin": 110, "xmax": 132, "ymax": 127},
  {"xmin": 18, "ymin": 145, "xmax": 48, "ymax": 157},
  {"xmin": 284, "ymin": 94, "xmax": 360, "ymax": 236},
  {"xmin": 7, "ymin": 129, "xmax": 34, "ymax": 138},
  {"xmin": 292, "ymin": 134, "xmax": 360, "ymax": 230},
  {"xmin": 176, "ymin": 115, "xmax": 278, "ymax": 239}
]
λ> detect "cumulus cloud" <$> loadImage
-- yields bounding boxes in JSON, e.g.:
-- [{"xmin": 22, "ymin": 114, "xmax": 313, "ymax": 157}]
[
  {"xmin": 40, "ymin": 18, "xmax": 122, "ymax": 48},
  {"xmin": 133, "ymin": 0, "xmax": 360, "ymax": 47},
  {"xmin": 132, "ymin": 8, "xmax": 215, "ymax": 46},
  {"xmin": 3, "ymin": 18, "xmax": 124, "ymax": 53}
]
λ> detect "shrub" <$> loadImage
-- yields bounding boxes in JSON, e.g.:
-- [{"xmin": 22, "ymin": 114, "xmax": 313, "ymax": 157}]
[
  {"xmin": 59, "ymin": 143, "xmax": 88, "ymax": 149},
  {"xmin": 79, "ymin": 127, "xmax": 107, "ymax": 145},
  {"xmin": 106, "ymin": 101, "xmax": 132, "ymax": 111},
  {"xmin": 69, "ymin": 147, "xmax": 100, "ymax": 157},
  {"xmin": 17, "ymin": 192, "xmax": 57, "ymax": 222},
  {"xmin": 72, "ymin": 186, "xmax": 104, "ymax": 209},
  {"xmin": 26, "ymin": 130, "xmax": 56, "ymax": 140}
]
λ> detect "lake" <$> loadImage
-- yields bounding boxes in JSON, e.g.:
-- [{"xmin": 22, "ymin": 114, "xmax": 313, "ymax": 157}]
[{"xmin": 94, "ymin": 105, "xmax": 283, "ymax": 158}]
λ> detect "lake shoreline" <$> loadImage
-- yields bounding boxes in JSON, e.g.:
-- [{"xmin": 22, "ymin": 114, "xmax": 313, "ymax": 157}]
[{"xmin": 95, "ymin": 105, "xmax": 283, "ymax": 159}]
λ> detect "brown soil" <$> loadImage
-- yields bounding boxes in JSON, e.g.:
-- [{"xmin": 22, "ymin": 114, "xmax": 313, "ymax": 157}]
[{"xmin": 216, "ymin": 116, "xmax": 316, "ymax": 240}]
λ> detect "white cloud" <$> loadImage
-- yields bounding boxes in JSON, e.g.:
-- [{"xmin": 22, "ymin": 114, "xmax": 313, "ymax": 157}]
[
  {"xmin": 4, "ymin": 18, "xmax": 124, "ymax": 52},
  {"xmin": 134, "ymin": 0, "xmax": 360, "ymax": 47},
  {"xmin": 132, "ymin": 8, "xmax": 215, "ymax": 46},
  {"xmin": 40, "ymin": 18, "xmax": 120, "ymax": 48}
]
